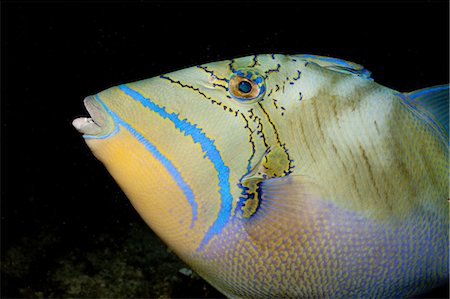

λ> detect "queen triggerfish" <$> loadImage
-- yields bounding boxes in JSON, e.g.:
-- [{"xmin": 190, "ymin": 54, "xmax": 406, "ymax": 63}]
[{"xmin": 73, "ymin": 54, "xmax": 449, "ymax": 298}]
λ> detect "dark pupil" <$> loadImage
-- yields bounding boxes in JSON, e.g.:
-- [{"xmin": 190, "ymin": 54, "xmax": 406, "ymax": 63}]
[{"xmin": 238, "ymin": 81, "xmax": 252, "ymax": 93}]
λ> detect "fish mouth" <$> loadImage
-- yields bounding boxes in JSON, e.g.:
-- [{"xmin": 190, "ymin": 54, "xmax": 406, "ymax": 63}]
[{"xmin": 72, "ymin": 95, "xmax": 114, "ymax": 137}]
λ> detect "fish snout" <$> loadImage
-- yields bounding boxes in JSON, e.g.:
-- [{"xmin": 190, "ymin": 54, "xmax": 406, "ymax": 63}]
[{"xmin": 72, "ymin": 95, "xmax": 114, "ymax": 137}]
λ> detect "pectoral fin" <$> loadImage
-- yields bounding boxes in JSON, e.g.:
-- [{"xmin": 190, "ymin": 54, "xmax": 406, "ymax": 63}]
[{"xmin": 240, "ymin": 175, "xmax": 371, "ymax": 248}]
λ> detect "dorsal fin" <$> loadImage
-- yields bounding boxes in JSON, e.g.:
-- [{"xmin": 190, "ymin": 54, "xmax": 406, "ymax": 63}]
[
  {"xmin": 296, "ymin": 54, "xmax": 372, "ymax": 79},
  {"xmin": 405, "ymin": 85, "xmax": 449, "ymax": 135}
]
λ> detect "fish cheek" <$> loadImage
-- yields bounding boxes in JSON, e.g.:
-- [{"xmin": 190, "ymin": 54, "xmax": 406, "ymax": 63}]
[{"xmin": 84, "ymin": 126, "xmax": 200, "ymax": 254}]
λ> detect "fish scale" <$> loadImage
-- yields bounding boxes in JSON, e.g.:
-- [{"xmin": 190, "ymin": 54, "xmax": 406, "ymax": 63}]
[{"xmin": 73, "ymin": 54, "xmax": 448, "ymax": 298}]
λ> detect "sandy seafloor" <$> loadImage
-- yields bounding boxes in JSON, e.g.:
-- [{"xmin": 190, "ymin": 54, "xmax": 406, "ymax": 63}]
[{"xmin": 2, "ymin": 1, "xmax": 449, "ymax": 298}]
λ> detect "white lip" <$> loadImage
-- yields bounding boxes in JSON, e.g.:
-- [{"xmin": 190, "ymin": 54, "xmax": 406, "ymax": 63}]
[
  {"xmin": 72, "ymin": 116, "xmax": 102, "ymax": 135},
  {"xmin": 72, "ymin": 96, "xmax": 106, "ymax": 135}
]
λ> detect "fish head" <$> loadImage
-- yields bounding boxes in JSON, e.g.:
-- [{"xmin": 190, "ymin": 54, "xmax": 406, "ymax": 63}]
[{"xmin": 72, "ymin": 54, "xmax": 315, "ymax": 253}]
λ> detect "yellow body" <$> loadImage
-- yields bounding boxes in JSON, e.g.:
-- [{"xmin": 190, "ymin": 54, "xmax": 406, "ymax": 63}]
[{"xmin": 75, "ymin": 54, "xmax": 448, "ymax": 298}]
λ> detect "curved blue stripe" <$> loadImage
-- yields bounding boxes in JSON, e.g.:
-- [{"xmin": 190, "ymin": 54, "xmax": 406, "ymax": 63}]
[
  {"xmin": 83, "ymin": 124, "xmax": 119, "ymax": 140},
  {"xmin": 117, "ymin": 85, "xmax": 232, "ymax": 251},
  {"xmin": 93, "ymin": 94, "xmax": 198, "ymax": 229}
]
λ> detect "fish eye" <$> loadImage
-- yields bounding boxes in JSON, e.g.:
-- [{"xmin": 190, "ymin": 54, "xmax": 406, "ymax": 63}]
[{"xmin": 229, "ymin": 69, "xmax": 265, "ymax": 102}]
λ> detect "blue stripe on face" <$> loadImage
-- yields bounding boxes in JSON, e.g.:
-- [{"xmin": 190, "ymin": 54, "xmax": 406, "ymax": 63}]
[
  {"xmin": 93, "ymin": 94, "xmax": 198, "ymax": 229},
  {"xmin": 83, "ymin": 125, "xmax": 119, "ymax": 139},
  {"xmin": 117, "ymin": 85, "xmax": 232, "ymax": 252}
]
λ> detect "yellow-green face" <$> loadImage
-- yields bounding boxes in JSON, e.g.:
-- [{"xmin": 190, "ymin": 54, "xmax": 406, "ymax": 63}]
[{"xmin": 74, "ymin": 54, "xmax": 311, "ymax": 252}]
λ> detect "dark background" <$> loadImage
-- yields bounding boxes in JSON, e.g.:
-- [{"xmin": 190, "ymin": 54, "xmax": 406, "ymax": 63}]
[{"xmin": 2, "ymin": 1, "xmax": 449, "ymax": 298}]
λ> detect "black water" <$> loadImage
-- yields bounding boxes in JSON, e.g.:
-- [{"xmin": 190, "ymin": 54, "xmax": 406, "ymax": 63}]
[{"xmin": 2, "ymin": 2, "xmax": 449, "ymax": 298}]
